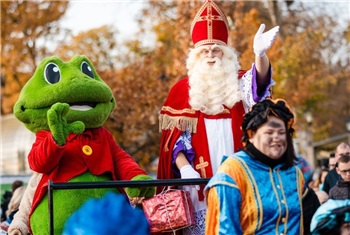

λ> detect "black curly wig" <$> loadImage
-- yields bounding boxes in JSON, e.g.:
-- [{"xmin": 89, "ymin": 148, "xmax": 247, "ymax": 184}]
[{"xmin": 241, "ymin": 98, "xmax": 296, "ymax": 168}]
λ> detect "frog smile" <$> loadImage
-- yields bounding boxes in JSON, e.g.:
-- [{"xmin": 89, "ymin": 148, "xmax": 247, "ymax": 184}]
[{"xmin": 69, "ymin": 102, "xmax": 97, "ymax": 111}]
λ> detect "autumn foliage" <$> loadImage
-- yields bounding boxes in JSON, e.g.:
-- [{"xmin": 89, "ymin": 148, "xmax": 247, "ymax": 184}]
[{"xmin": 1, "ymin": 1, "xmax": 349, "ymax": 168}]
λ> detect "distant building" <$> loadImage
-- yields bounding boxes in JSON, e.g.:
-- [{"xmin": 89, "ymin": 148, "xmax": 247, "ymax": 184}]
[{"xmin": 1, "ymin": 114, "xmax": 35, "ymax": 175}]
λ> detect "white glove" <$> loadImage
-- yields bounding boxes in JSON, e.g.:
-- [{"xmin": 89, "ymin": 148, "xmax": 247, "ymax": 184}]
[
  {"xmin": 253, "ymin": 24, "xmax": 280, "ymax": 57},
  {"xmin": 180, "ymin": 165, "xmax": 200, "ymax": 190}
]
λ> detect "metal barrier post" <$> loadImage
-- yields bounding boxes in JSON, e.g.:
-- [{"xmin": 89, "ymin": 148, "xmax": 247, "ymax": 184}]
[{"xmin": 48, "ymin": 180, "xmax": 54, "ymax": 235}]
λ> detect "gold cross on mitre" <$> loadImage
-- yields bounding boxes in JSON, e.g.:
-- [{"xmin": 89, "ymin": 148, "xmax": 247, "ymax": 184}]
[
  {"xmin": 200, "ymin": 2, "xmax": 226, "ymax": 23},
  {"xmin": 195, "ymin": 156, "xmax": 209, "ymax": 178}
]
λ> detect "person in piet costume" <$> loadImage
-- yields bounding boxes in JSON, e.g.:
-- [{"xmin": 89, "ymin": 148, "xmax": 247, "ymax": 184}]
[
  {"xmin": 157, "ymin": 0, "xmax": 279, "ymax": 234},
  {"xmin": 8, "ymin": 55, "xmax": 155, "ymax": 235},
  {"xmin": 205, "ymin": 98, "xmax": 306, "ymax": 234}
]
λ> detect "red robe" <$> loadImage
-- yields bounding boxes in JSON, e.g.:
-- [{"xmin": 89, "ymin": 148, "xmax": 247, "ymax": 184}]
[
  {"xmin": 157, "ymin": 74, "xmax": 245, "ymax": 200},
  {"xmin": 28, "ymin": 127, "xmax": 147, "ymax": 217}
]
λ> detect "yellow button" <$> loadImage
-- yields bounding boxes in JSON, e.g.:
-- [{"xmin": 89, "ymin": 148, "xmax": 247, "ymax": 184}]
[
  {"xmin": 82, "ymin": 145, "xmax": 93, "ymax": 155},
  {"xmin": 282, "ymin": 217, "xmax": 286, "ymax": 223}
]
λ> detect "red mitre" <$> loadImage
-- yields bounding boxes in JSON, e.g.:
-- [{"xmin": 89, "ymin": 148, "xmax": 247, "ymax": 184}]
[{"xmin": 190, "ymin": 0, "xmax": 229, "ymax": 48}]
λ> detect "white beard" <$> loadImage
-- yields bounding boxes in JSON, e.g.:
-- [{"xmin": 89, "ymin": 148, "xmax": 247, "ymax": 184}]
[{"xmin": 188, "ymin": 49, "xmax": 242, "ymax": 115}]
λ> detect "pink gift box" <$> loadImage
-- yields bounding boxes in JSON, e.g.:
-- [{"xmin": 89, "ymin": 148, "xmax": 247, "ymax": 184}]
[{"xmin": 142, "ymin": 189, "xmax": 196, "ymax": 233}]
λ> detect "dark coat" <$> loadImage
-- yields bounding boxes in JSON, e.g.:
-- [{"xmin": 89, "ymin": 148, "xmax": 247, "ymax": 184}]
[
  {"xmin": 303, "ymin": 187, "xmax": 321, "ymax": 235},
  {"xmin": 329, "ymin": 179, "xmax": 350, "ymax": 200},
  {"xmin": 0, "ymin": 191, "xmax": 12, "ymax": 221},
  {"xmin": 322, "ymin": 169, "xmax": 340, "ymax": 194}
]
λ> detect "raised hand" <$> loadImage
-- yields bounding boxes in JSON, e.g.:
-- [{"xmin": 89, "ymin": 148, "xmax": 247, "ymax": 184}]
[
  {"xmin": 253, "ymin": 24, "xmax": 280, "ymax": 57},
  {"xmin": 47, "ymin": 103, "xmax": 85, "ymax": 146}
]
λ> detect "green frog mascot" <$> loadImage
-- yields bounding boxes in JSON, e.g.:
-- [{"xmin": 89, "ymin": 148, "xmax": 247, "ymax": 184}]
[{"xmin": 8, "ymin": 55, "xmax": 155, "ymax": 235}]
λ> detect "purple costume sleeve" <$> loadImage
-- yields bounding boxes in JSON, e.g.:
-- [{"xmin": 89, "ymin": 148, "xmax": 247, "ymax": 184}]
[
  {"xmin": 251, "ymin": 63, "xmax": 272, "ymax": 102},
  {"xmin": 171, "ymin": 133, "xmax": 195, "ymax": 177}
]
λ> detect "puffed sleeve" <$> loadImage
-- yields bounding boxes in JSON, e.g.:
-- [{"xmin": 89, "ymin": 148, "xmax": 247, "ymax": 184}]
[{"xmin": 205, "ymin": 173, "xmax": 243, "ymax": 235}]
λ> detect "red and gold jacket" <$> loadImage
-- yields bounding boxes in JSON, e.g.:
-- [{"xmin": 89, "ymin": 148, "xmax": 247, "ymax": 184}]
[
  {"xmin": 28, "ymin": 127, "xmax": 147, "ymax": 216},
  {"xmin": 157, "ymin": 76, "xmax": 246, "ymax": 200}
]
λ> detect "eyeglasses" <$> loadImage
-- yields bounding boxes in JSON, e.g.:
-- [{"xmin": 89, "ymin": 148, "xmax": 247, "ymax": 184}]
[
  {"xmin": 329, "ymin": 164, "xmax": 336, "ymax": 168},
  {"xmin": 200, "ymin": 48, "xmax": 222, "ymax": 56},
  {"xmin": 339, "ymin": 169, "xmax": 350, "ymax": 174}
]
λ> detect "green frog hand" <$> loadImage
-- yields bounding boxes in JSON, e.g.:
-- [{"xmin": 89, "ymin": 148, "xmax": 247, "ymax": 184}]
[
  {"xmin": 125, "ymin": 175, "xmax": 155, "ymax": 199},
  {"xmin": 47, "ymin": 103, "xmax": 85, "ymax": 146}
]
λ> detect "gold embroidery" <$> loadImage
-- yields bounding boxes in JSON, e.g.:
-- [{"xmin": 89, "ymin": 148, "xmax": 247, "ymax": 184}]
[
  {"xmin": 195, "ymin": 156, "xmax": 209, "ymax": 178},
  {"xmin": 163, "ymin": 128, "xmax": 175, "ymax": 152},
  {"xmin": 159, "ymin": 114, "xmax": 198, "ymax": 133},
  {"xmin": 161, "ymin": 106, "xmax": 196, "ymax": 115},
  {"xmin": 190, "ymin": 0, "xmax": 229, "ymax": 38}
]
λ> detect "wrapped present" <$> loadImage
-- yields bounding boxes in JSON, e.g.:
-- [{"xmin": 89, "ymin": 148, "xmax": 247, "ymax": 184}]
[{"xmin": 142, "ymin": 189, "xmax": 196, "ymax": 233}]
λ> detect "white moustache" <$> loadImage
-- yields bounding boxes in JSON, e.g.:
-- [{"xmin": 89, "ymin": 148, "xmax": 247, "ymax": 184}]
[
  {"xmin": 196, "ymin": 58, "xmax": 223, "ymax": 75},
  {"xmin": 202, "ymin": 57, "xmax": 221, "ymax": 66}
]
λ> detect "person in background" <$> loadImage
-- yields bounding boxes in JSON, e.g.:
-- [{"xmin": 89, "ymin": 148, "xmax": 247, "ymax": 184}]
[
  {"xmin": 309, "ymin": 168, "xmax": 330, "ymax": 204},
  {"xmin": 0, "ymin": 185, "xmax": 26, "ymax": 233},
  {"xmin": 7, "ymin": 173, "xmax": 41, "ymax": 235},
  {"xmin": 0, "ymin": 180, "xmax": 23, "ymax": 222},
  {"xmin": 323, "ymin": 143, "xmax": 350, "ymax": 194},
  {"xmin": 311, "ymin": 199, "xmax": 350, "ymax": 235},
  {"xmin": 318, "ymin": 168, "xmax": 330, "ymax": 191},
  {"xmin": 0, "ymin": 192, "xmax": 11, "ymax": 222},
  {"xmin": 329, "ymin": 154, "xmax": 350, "ymax": 200},
  {"xmin": 296, "ymin": 154, "xmax": 314, "ymax": 185},
  {"xmin": 5, "ymin": 186, "xmax": 26, "ymax": 224},
  {"xmin": 310, "ymin": 168, "xmax": 329, "ymax": 192},
  {"xmin": 329, "ymin": 152, "xmax": 336, "ymax": 170},
  {"xmin": 157, "ymin": 1, "xmax": 279, "ymax": 233},
  {"xmin": 295, "ymin": 154, "xmax": 322, "ymax": 233},
  {"xmin": 205, "ymin": 98, "xmax": 318, "ymax": 234}
]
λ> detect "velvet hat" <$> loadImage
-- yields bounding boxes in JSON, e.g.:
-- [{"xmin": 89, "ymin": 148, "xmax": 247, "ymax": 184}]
[{"xmin": 190, "ymin": 0, "xmax": 229, "ymax": 48}]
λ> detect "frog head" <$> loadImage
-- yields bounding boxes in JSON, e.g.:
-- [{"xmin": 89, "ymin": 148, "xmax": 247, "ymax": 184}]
[{"xmin": 14, "ymin": 55, "xmax": 116, "ymax": 133}]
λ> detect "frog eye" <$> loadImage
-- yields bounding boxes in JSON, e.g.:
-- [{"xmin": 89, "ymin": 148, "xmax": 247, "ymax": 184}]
[
  {"xmin": 81, "ymin": 61, "xmax": 94, "ymax": 78},
  {"xmin": 44, "ymin": 63, "xmax": 61, "ymax": 84}
]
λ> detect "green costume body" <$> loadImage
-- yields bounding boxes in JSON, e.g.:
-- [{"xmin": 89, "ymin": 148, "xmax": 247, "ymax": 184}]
[{"xmin": 13, "ymin": 56, "xmax": 155, "ymax": 234}]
